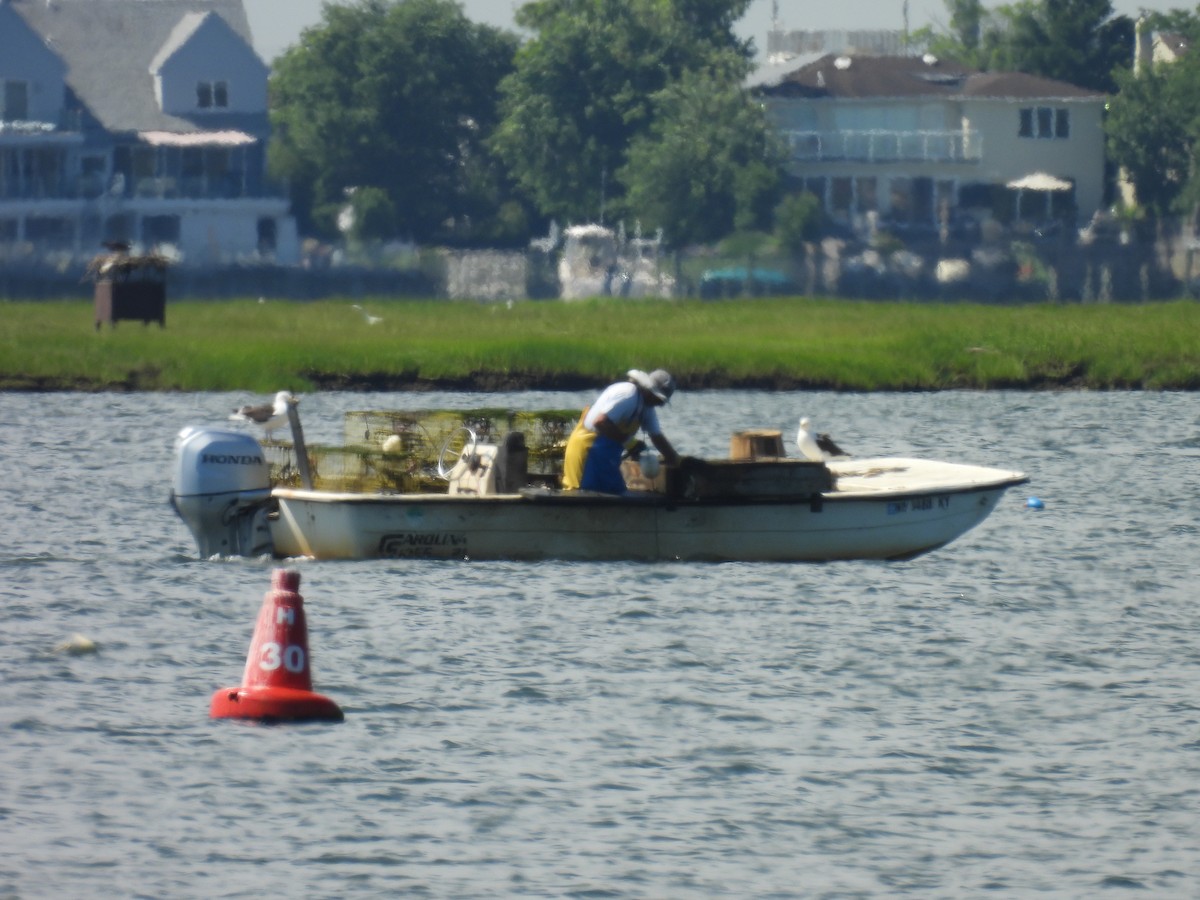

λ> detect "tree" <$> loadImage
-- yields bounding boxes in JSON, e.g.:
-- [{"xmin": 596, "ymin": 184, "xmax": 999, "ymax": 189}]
[
  {"xmin": 1106, "ymin": 41, "xmax": 1200, "ymax": 216},
  {"xmin": 948, "ymin": 0, "xmax": 984, "ymax": 52},
  {"xmin": 927, "ymin": 0, "xmax": 1133, "ymax": 93},
  {"xmin": 348, "ymin": 187, "xmax": 398, "ymax": 243},
  {"xmin": 618, "ymin": 68, "xmax": 784, "ymax": 250},
  {"xmin": 269, "ymin": 0, "xmax": 520, "ymax": 241},
  {"xmin": 774, "ymin": 192, "xmax": 822, "ymax": 256},
  {"xmin": 489, "ymin": 0, "xmax": 755, "ymax": 224},
  {"xmin": 988, "ymin": 0, "xmax": 1132, "ymax": 93}
]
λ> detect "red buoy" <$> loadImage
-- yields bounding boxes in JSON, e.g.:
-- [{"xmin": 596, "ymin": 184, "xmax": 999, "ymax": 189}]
[{"xmin": 210, "ymin": 569, "xmax": 343, "ymax": 723}]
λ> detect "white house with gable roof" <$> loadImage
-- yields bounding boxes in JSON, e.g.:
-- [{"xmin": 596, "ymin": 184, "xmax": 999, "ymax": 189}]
[{"xmin": 0, "ymin": 0, "xmax": 297, "ymax": 265}]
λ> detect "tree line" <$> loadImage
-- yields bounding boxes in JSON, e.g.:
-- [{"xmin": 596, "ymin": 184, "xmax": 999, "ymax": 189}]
[{"xmin": 267, "ymin": 0, "xmax": 1200, "ymax": 252}]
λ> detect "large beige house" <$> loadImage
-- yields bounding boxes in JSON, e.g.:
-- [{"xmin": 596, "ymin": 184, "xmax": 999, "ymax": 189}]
[{"xmin": 759, "ymin": 54, "xmax": 1107, "ymax": 233}]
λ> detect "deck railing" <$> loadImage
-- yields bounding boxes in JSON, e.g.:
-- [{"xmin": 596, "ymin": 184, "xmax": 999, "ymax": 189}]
[{"xmin": 781, "ymin": 129, "xmax": 983, "ymax": 163}]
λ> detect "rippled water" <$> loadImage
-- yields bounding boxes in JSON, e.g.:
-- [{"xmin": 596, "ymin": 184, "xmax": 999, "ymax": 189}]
[{"xmin": 2, "ymin": 390, "xmax": 1199, "ymax": 898}]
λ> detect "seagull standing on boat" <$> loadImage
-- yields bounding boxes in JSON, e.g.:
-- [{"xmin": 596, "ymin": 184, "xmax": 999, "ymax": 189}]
[
  {"xmin": 230, "ymin": 390, "xmax": 294, "ymax": 441},
  {"xmin": 795, "ymin": 417, "xmax": 825, "ymax": 461},
  {"xmin": 797, "ymin": 417, "xmax": 851, "ymax": 460}
]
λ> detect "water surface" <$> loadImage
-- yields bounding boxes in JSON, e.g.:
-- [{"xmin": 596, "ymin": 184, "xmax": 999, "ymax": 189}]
[{"xmin": 1, "ymin": 390, "xmax": 1198, "ymax": 897}]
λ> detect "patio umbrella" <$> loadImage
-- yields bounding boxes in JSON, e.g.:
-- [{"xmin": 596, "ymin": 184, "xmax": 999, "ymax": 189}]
[
  {"xmin": 1007, "ymin": 172, "xmax": 1073, "ymax": 192},
  {"xmin": 1007, "ymin": 172, "xmax": 1073, "ymax": 221}
]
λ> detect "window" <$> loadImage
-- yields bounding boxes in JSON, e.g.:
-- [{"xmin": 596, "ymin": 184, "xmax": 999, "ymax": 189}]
[
  {"xmin": 1019, "ymin": 107, "xmax": 1070, "ymax": 139},
  {"xmin": 196, "ymin": 81, "xmax": 229, "ymax": 110},
  {"xmin": 2, "ymin": 80, "xmax": 29, "ymax": 121},
  {"xmin": 1055, "ymin": 108, "xmax": 1070, "ymax": 138},
  {"xmin": 831, "ymin": 177, "xmax": 853, "ymax": 215},
  {"xmin": 257, "ymin": 217, "xmax": 277, "ymax": 254},
  {"xmin": 1036, "ymin": 107, "xmax": 1053, "ymax": 138},
  {"xmin": 81, "ymin": 155, "xmax": 106, "ymax": 199},
  {"xmin": 855, "ymin": 177, "xmax": 878, "ymax": 213},
  {"xmin": 1019, "ymin": 108, "xmax": 1033, "ymax": 137},
  {"xmin": 959, "ymin": 183, "xmax": 994, "ymax": 208}
]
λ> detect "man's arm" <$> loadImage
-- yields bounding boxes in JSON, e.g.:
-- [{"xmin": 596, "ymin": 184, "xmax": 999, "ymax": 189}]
[{"xmin": 650, "ymin": 432, "xmax": 680, "ymax": 466}]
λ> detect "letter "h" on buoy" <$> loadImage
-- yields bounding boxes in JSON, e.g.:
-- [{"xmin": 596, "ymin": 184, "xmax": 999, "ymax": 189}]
[{"xmin": 210, "ymin": 569, "xmax": 343, "ymax": 723}]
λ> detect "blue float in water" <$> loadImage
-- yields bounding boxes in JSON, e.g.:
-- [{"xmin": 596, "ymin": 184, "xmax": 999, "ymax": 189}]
[{"xmin": 1026, "ymin": 496, "xmax": 1045, "ymax": 510}]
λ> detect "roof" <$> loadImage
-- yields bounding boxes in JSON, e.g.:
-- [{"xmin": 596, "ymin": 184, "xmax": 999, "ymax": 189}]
[
  {"xmin": 760, "ymin": 54, "xmax": 1105, "ymax": 101},
  {"xmin": 745, "ymin": 51, "xmax": 825, "ymax": 88},
  {"xmin": 11, "ymin": 0, "xmax": 264, "ymax": 134},
  {"xmin": 1156, "ymin": 32, "xmax": 1191, "ymax": 59},
  {"xmin": 149, "ymin": 11, "xmax": 211, "ymax": 73}
]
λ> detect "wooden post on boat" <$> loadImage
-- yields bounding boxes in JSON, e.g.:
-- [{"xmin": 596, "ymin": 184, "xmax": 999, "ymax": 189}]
[{"xmin": 286, "ymin": 398, "xmax": 314, "ymax": 490}]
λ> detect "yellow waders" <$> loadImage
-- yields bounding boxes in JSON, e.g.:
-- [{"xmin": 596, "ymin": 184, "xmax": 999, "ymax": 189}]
[{"xmin": 561, "ymin": 406, "xmax": 640, "ymax": 490}]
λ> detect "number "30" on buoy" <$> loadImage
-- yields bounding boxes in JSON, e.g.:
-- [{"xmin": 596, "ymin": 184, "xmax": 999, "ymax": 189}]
[{"xmin": 258, "ymin": 641, "xmax": 306, "ymax": 673}]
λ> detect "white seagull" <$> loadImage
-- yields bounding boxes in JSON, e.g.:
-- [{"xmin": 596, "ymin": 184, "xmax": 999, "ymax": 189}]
[
  {"xmin": 230, "ymin": 390, "xmax": 294, "ymax": 441},
  {"xmin": 795, "ymin": 417, "xmax": 824, "ymax": 462}
]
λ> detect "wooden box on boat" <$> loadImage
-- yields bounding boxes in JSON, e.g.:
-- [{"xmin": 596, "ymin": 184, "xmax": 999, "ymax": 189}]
[{"xmin": 729, "ymin": 429, "xmax": 786, "ymax": 459}]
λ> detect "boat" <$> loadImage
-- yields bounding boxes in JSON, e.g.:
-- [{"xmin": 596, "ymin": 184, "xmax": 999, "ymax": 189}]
[
  {"xmin": 170, "ymin": 406, "xmax": 1028, "ymax": 563},
  {"xmin": 557, "ymin": 223, "xmax": 675, "ymax": 299}
]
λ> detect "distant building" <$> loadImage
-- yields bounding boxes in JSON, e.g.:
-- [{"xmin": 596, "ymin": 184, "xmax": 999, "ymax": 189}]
[
  {"xmin": 758, "ymin": 53, "xmax": 1107, "ymax": 231},
  {"xmin": 1134, "ymin": 24, "xmax": 1190, "ymax": 74},
  {"xmin": 766, "ymin": 28, "xmax": 920, "ymax": 61},
  {"xmin": 0, "ymin": 0, "xmax": 298, "ymax": 265}
]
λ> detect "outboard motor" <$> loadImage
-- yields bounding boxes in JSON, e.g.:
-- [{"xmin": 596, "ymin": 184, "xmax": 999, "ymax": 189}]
[{"xmin": 171, "ymin": 426, "xmax": 274, "ymax": 558}]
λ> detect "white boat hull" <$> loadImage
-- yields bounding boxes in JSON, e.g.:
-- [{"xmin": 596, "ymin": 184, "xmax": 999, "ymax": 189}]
[{"xmin": 268, "ymin": 457, "xmax": 1027, "ymax": 562}]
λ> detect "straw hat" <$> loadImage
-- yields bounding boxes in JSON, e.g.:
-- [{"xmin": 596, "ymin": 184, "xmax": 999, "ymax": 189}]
[{"xmin": 628, "ymin": 369, "xmax": 676, "ymax": 403}]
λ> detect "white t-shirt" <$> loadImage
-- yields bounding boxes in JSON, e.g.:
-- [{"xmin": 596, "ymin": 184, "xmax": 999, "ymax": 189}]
[{"xmin": 583, "ymin": 381, "xmax": 661, "ymax": 437}]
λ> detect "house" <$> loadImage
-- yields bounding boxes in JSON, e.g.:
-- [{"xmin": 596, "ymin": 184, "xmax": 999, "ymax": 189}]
[
  {"xmin": 0, "ymin": 0, "xmax": 298, "ymax": 265},
  {"xmin": 1135, "ymin": 24, "xmax": 1189, "ymax": 73},
  {"xmin": 758, "ymin": 54, "xmax": 1107, "ymax": 234}
]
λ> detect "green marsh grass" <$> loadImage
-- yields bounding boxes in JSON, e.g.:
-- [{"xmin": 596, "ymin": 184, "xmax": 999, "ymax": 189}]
[{"xmin": 2, "ymin": 296, "xmax": 1199, "ymax": 391}]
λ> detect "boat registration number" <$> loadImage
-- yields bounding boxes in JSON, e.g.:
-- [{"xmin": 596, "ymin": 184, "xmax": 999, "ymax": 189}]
[{"xmin": 887, "ymin": 496, "xmax": 949, "ymax": 515}]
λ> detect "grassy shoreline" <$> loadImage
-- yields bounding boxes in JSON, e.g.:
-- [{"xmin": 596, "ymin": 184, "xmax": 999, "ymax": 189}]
[{"xmin": 3, "ymin": 297, "xmax": 1200, "ymax": 392}]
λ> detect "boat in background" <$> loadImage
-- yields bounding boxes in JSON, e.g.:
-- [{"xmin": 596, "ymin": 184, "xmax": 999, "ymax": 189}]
[{"xmin": 170, "ymin": 407, "xmax": 1028, "ymax": 563}]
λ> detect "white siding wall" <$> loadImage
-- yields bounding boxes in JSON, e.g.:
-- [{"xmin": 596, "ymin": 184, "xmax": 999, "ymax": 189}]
[
  {"xmin": 0, "ymin": 7, "xmax": 67, "ymax": 123},
  {"xmin": 176, "ymin": 204, "xmax": 298, "ymax": 264},
  {"xmin": 962, "ymin": 99, "xmax": 1106, "ymax": 218}
]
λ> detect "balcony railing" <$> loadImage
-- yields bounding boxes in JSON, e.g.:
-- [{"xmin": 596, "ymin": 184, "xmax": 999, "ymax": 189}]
[
  {"xmin": 0, "ymin": 173, "xmax": 286, "ymax": 201},
  {"xmin": 781, "ymin": 129, "xmax": 982, "ymax": 163}
]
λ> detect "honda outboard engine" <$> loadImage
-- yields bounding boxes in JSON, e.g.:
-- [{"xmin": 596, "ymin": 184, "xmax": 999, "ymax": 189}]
[{"xmin": 171, "ymin": 426, "xmax": 274, "ymax": 558}]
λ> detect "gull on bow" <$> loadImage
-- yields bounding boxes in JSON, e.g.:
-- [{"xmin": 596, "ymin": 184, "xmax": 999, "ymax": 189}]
[
  {"xmin": 230, "ymin": 390, "xmax": 295, "ymax": 441},
  {"xmin": 795, "ymin": 417, "xmax": 823, "ymax": 461},
  {"xmin": 796, "ymin": 417, "xmax": 850, "ymax": 461}
]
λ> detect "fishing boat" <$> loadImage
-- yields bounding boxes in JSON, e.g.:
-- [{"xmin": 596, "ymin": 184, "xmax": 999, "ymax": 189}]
[{"xmin": 170, "ymin": 406, "xmax": 1028, "ymax": 563}]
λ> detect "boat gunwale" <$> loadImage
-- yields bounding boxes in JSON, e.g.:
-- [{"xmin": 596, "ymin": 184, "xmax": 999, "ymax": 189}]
[{"xmin": 270, "ymin": 472, "xmax": 1029, "ymax": 507}]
